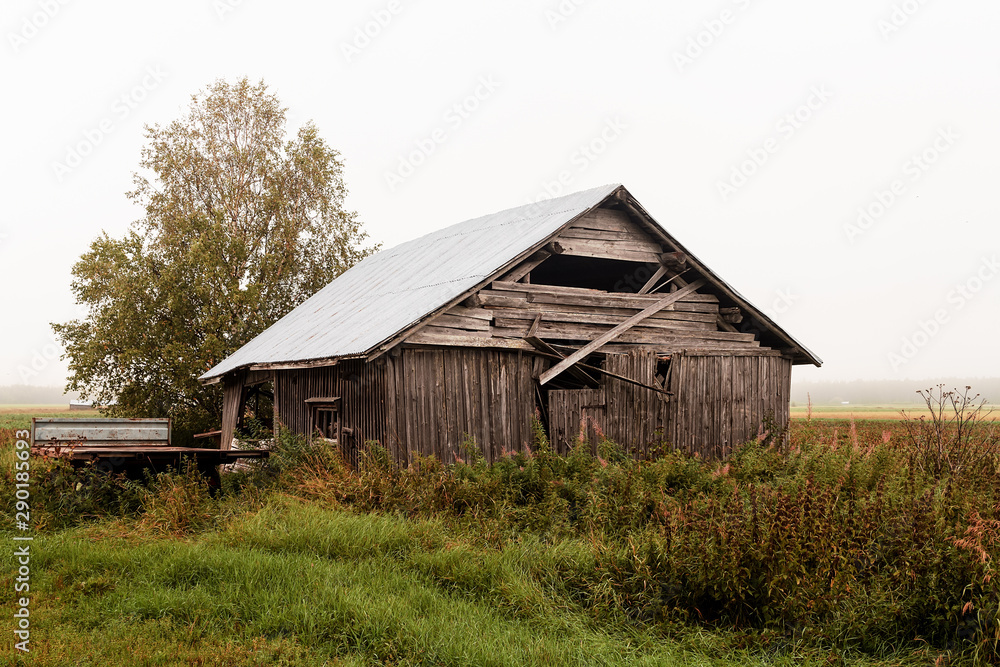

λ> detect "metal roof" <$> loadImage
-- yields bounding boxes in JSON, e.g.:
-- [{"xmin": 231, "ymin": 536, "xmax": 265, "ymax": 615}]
[{"xmin": 200, "ymin": 184, "xmax": 621, "ymax": 380}]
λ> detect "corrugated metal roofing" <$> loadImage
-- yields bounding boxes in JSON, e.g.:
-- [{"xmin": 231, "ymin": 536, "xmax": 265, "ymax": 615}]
[{"xmin": 200, "ymin": 184, "xmax": 621, "ymax": 380}]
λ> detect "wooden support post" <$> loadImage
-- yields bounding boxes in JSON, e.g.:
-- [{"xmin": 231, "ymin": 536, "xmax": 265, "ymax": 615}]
[
  {"xmin": 539, "ymin": 279, "xmax": 707, "ymax": 385},
  {"xmin": 638, "ymin": 265, "xmax": 669, "ymax": 295}
]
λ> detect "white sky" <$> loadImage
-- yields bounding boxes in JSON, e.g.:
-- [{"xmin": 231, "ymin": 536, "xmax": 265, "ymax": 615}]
[{"xmin": 1, "ymin": 0, "xmax": 998, "ymax": 390}]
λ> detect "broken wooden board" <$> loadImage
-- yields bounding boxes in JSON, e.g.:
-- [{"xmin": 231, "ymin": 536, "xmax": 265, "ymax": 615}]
[{"xmin": 539, "ymin": 279, "xmax": 707, "ymax": 385}]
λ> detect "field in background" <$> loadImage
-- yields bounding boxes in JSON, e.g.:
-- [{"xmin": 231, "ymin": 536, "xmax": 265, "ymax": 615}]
[
  {"xmin": 7, "ymin": 403, "xmax": 998, "ymax": 428},
  {"xmin": 0, "ymin": 405, "xmax": 101, "ymax": 430},
  {"xmin": 791, "ymin": 404, "xmax": 999, "ymax": 421}
]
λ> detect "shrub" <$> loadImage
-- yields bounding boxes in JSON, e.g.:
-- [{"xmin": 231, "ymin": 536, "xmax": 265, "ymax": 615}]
[
  {"xmin": 137, "ymin": 463, "xmax": 217, "ymax": 536},
  {"xmin": 901, "ymin": 385, "xmax": 1000, "ymax": 481}
]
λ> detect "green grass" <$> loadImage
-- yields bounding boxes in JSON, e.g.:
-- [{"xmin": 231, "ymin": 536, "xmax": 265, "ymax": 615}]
[{"xmin": 1, "ymin": 498, "xmax": 934, "ymax": 666}]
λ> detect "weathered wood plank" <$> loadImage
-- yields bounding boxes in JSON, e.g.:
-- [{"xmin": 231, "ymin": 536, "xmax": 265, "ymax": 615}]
[
  {"xmin": 540, "ymin": 280, "xmax": 707, "ymax": 385},
  {"xmin": 492, "ymin": 302, "xmax": 718, "ymax": 323},
  {"xmin": 431, "ymin": 313, "xmax": 492, "ymax": 331},
  {"xmin": 478, "ymin": 293, "xmax": 528, "ymax": 309},
  {"xmin": 490, "ymin": 281, "xmax": 604, "ymax": 295},
  {"xmin": 559, "ymin": 227, "xmax": 654, "ymax": 243},
  {"xmin": 603, "ymin": 345, "xmax": 779, "ymax": 356},
  {"xmin": 555, "ymin": 229, "xmax": 663, "ymax": 253},
  {"xmin": 569, "ymin": 208, "xmax": 634, "ymax": 233},
  {"xmin": 419, "ymin": 324, "xmax": 491, "ymax": 338},
  {"xmin": 494, "ymin": 310, "xmax": 715, "ymax": 331},
  {"xmin": 490, "ymin": 281, "xmax": 721, "ymax": 304},
  {"xmin": 549, "ymin": 239, "xmax": 661, "ymax": 264},
  {"xmin": 495, "ymin": 320, "xmax": 757, "ymax": 343},
  {"xmin": 445, "ymin": 305, "xmax": 494, "ymax": 321},
  {"xmin": 490, "ymin": 324, "xmax": 761, "ymax": 347},
  {"xmin": 405, "ymin": 331, "xmax": 534, "ymax": 349}
]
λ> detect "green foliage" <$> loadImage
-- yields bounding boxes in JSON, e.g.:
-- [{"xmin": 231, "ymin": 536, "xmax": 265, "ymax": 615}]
[
  {"xmin": 137, "ymin": 463, "xmax": 216, "ymax": 536},
  {"xmin": 52, "ymin": 77, "xmax": 379, "ymax": 438},
  {"xmin": 268, "ymin": 422, "xmax": 1000, "ymax": 662}
]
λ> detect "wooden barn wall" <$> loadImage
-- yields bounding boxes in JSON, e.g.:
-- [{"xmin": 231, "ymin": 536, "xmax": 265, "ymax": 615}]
[
  {"xmin": 667, "ymin": 353, "xmax": 792, "ymax": 459},
  {"xmin": 272, "ymin": 360, "xmax": 389, "ymax": 461},
  {"xmin": 384, "ymin": 348, "xmax": 535, "ymax": 465},
  {"xmin": 546, "ymin": 351, "xmax": 669, "ymax": 456},
  {"xmin": 602, "ymin": 351, "xmax": 670, "ymax": 457},
  {"xmin": 547, "ymin": 389, "xmax": 606, "ymax": 455}
]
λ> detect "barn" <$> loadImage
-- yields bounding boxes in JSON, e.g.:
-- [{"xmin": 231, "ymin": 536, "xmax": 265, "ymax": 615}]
[{"xmin": 200, "ymin": 184, "xmax": 821, "ymax": 463}]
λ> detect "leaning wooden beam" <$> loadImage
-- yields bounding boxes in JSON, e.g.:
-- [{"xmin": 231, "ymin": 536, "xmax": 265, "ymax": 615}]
[
  {"xmin": 638, "ymin": 267, "xmax": 689, "ymax": 296},
  {"xmin": 638, "ymin": 265, "xmax": 669, "ymax": 295},
  {"xmin": 539, "ymin": 279, "xmax": 707, "ymax": 385},
  {"xmin": 528, "ymin": 347, "xmax": 672, "ymax": 396},
  {"xmin": 524, "ymin": 329, "xmax": 600, "ymax": 388}
]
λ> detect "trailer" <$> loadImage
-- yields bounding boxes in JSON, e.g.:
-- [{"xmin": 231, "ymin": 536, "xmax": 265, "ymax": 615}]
[{"xmin": 30, "ymin": 418, "xmax": 268, "ymax": 484}]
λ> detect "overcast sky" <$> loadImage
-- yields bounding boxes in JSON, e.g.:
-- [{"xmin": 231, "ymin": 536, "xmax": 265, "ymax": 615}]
[{"xmin": 2, "ymin": 0, "xmax": 998, "ymax": 392}]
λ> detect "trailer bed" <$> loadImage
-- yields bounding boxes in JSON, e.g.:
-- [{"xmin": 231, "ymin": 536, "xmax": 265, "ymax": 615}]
[{"xmin": 30, "ymin": 418, "xmax": 269, "ymax": 481}]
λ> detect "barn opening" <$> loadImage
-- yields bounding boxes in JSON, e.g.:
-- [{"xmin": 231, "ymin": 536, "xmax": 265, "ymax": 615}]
[{"xmin": 529, "ymin": 254, "xmax": 659, "ymax": 293}]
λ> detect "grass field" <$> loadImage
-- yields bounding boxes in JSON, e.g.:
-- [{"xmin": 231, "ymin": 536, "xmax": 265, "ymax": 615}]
[{"xmin": 790, "ymin": 404, "xmax": 999, "ymax": 421}]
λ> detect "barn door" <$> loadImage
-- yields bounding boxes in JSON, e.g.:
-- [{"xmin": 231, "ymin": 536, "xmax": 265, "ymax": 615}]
[{"xmin": 547, "ymin": 389, "xmax": 606, "ymax": 454}]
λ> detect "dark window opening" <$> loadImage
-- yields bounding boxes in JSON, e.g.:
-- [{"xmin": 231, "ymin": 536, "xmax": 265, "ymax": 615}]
[
  {"xmin": 529, "ymin": 255, "xmax": 659, "ymax": 293},
  {"xmin": 655, "ymin": 357, "xmax": 672, "ymax": 392},
  {"xmin": 305, "ymin": 397, "xmax": 341, "ymax": 444},
  {"xmin": 236, "ymin": 381, "xmax": 274, "ymax": 440},
  {"xmin": 313, "ymin": 408, "xmax": 339, "ymax": 441}
]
